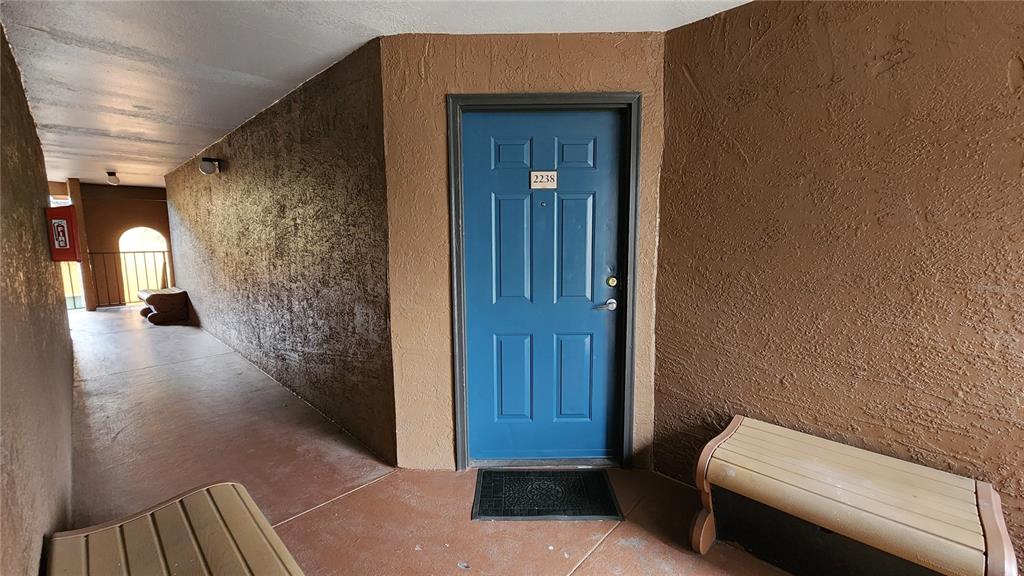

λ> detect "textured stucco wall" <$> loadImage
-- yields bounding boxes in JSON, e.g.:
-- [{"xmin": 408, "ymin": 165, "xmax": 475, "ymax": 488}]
[
  {"xmin": 1, "ymin": 27, "xmax": 74, "ymax": 575},
  {"xmin": 80, "ymin": 184, "xmax": 169, "ymax": 253},
  {"xmin": 165, "ymin": 40, "xmax": 397, "ymax": 464},
  {"xmin": 380, "ymin": 33, "xmax": 665, "ymax": 469},
  {"xmin": 655, "ymin": 0, "xmax": 1024, "ymax": 557}
]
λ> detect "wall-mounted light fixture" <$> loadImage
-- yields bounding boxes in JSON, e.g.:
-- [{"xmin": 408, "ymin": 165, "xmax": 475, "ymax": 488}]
[
  {"xmin": 106, "ymin": 171, "xmax": 120, "ymax": 186},
  {"xmin": 199, "ymin": 157, "xmax": 221, "ymax": 175}
]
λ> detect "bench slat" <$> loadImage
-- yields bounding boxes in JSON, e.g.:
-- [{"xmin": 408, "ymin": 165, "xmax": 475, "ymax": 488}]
[
  {"xmin": 122, "ymin": 515, "xmax": 168, "ymax": 576},
  {"xmin": 729, "ymin": 427, "xmax": 977, "ymax": 504},
  {"xmin": 707, "ymin": 458, "xmax": 986, "ymax": 576},
  {"xmin": 49, "ymin": 538, "xmax": 87, "ymax": 576},
  {"xmin": 152, "ymin": 501, "xmax": 209, "ymax": 575},
  {"xmin": 87, "ymin": 528, "xmax": 128, "ymax": 576},
  {"xmin": 208, "ymin": 484, "xmax": 290, "ymax": 575},
  {"xmin": 714, "ymin": 447, "xmax": 985, "ymax": 550},
  {"xmin": 233, "ymin": 486, "xmax": 305, "ymax": 576},
  {"xmin": 726, "ymin": 433, "xmax": 982, "ymax": 523},
  {"xmin": 181, "ymin": 491, "xmax": 252, "ymax": 574},
  {"xmin": 742, "ymin": 419, "xmax": 975, "ymax": 491}
]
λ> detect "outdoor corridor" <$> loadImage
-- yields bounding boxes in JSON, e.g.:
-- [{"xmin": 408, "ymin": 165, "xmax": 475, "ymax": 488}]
[{"xmin": 68, "ymin": 307, "xmax": 783, "ymax": 575}]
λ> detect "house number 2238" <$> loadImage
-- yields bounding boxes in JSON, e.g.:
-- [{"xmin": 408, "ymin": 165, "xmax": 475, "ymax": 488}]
[{"xmin": 529, "ymin": 171, "xmax": 557, "ymax": 189}]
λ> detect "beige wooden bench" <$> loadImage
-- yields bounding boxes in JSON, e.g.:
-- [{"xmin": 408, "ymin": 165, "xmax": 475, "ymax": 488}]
[
  {"xmin": 691, "ymin": 415, "xmax": 1017, "ymax": 576},
  {"xmin": 138, "ymin": 287, "xmax": 189, "ymax": 325},
  {"xmin": 48, "ymin": 482, "xmax": 304, "ymax": 575}
]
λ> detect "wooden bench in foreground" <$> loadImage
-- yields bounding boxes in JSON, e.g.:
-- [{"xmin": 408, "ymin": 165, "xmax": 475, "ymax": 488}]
[
  {"xmin": 48, "ymin": 482, "xmax": 304, "ymax": 575},
  {"xmin": 692, "ymin": 415, "xmax": 1017, "ymax": 576}
]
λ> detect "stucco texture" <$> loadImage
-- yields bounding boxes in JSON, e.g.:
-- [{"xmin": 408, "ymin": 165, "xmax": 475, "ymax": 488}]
[
  {"xmin": 165, "ymin": 40, "xmax": 397, "ymax": 464},
  {"xmin": 380, "ymin": 33, "xmax": 665, "ymax": 469},
  {"xmin": 654, "ymin": 0, "xmax": 1024, "ymax": 558},
  {"xmin": 1, "ymin": 26, "xmax": 74, "ymax": 575}
]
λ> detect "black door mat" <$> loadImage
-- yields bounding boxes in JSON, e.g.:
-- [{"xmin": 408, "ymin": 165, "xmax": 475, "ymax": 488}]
[{"xmin": 471, "ymin": 469, "xmax": 622, "ymax": 521}]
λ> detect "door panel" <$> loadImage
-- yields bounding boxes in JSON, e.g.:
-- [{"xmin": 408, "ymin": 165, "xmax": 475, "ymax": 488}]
[
  {"xmin": 556, "ymin": 192, "xmax": 595, "ymax": 302},
  {"xmin": 495, "ymin": 334, "xmax": 533, "ymax": 420},
  {"xmin": 493, "ymin": 194, "xmax": 532, "ymax": 302},
  {"xmin": 463, "ymin": 109, "xmax": 625, "ymax": 460},
  {"xmin": 556, "ymin": 333, "xmax": 593, "ymax": 420}
]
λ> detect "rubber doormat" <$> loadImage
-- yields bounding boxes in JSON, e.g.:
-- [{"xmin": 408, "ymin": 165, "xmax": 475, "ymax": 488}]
[{"xmin": 471, "ymin": 469, "xmax": 622, "ymax": 520}]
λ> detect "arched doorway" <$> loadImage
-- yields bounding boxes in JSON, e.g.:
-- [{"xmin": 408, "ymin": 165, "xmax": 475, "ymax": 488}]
[
  {"xmin": 119, "ymin": 226, "xmax": 167, "ymax": 252},
  {"xmin": 116, "ymin": 227, "xmax": 170, "ymax": 303}
]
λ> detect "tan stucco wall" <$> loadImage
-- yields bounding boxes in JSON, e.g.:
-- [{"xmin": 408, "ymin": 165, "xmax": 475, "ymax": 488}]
[
  {"xmin": 655, "ymin": 1, "xmax": 1024, "ymax": 559},
  {"xmin": 1, "ymin": 27, "xmax": 74, "ymax": 575},
  {"xmin": 165, "ymin": 40, "xmax": 397, "ymax": 464},
  {"xmin": 380, "ymin": 33, "xmax": 665, "ymax": 469}
]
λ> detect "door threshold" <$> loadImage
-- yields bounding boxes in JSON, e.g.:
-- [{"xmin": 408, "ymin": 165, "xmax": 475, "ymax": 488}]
[{"xmin": 470, "ymin": 458, "xmax": 619, "ymax": 469}]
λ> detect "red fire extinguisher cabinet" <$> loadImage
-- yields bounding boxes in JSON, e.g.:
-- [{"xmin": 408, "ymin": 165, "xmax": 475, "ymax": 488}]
[{"xmin": 45, "ymin": 206, "xmax": 81, "ymax": 262}]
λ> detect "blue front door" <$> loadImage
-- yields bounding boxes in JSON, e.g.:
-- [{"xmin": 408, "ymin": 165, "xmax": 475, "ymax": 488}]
[{"xmin": 462, "ymin": 109, "xmax": 626, "ymax": 461}]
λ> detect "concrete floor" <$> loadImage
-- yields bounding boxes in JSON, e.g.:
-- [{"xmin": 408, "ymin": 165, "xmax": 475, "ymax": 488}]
[{"xmin": 70, "ymin": 306, "xmax": 786, "ymax": 575}]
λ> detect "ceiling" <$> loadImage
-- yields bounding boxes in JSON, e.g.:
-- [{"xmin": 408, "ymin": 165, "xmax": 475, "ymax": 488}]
[{"xmin": 1, "ymin": 1, "xmax": 743, "ymax": 188}]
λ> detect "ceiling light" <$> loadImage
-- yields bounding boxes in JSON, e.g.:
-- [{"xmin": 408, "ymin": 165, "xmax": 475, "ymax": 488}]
[
  {"xmin": 199, "ymin": 157, "xmax": 221, "ymax": 175},
  {"xmin": 106, "ymin": 171, "xmax": 120, "ymax": 186}
]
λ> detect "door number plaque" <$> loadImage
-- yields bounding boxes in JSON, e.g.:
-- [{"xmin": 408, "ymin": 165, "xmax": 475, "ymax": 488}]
[{"xmin": 530, "ymin": 171, "xmax": 557, "ymax": 189}]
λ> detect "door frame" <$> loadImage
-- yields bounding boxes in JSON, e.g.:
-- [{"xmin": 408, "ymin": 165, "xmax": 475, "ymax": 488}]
[{"xmin": 447, "ymin": 93, "xmax": 643, "ymax": 470}]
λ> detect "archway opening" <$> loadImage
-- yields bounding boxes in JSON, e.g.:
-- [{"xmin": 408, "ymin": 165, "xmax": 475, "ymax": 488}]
[
  {"xmin": 119, "ymin": 226, "xmax": 168, "ymax": 252},
  {"xmin": 117, "ymin": 227, "xmax": 170, "ymax": 302}
]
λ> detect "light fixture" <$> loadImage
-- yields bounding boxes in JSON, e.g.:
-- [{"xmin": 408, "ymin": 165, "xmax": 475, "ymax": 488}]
[
  {"xmin": 105, "ymin": 171, "xmax": 120, "ymax": 186},
  {"xmin": 199, "ymin": 157, "xmax": 221, "ymax": 175}
]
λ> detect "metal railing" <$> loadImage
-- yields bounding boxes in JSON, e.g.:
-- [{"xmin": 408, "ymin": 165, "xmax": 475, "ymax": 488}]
[
  {"xmin": 89, "ymin": 251, "xmax": 172, "ymax": 307},
  {"xmin": 59, "ymin": 260, "xmax": 86, "ymax": 310}
]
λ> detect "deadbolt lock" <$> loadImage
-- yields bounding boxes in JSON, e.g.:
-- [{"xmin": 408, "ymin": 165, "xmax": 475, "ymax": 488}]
[{"xmin": 606, "ymin": 276, "xmax": 618, "ymax": 287}]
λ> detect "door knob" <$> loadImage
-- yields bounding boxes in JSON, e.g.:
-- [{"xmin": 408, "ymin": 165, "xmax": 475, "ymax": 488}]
[{"xmin": 595, "ymin": 298, "xmax": 618, "ymax": 311}]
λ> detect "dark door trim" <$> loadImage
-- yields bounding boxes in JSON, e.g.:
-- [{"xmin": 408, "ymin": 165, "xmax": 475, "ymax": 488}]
[{"xmin": 447, "ymin": 93, "xmax": 643, "ymax": 470}]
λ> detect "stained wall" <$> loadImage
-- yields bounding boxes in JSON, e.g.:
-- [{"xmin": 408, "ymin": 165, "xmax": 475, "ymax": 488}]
[
  {"xmin": 379, "ymin": 33, "xmax": 665, "ymax": 469},
  {"xmin": 164, "ymin": 40, "xmax": 397, "ymax": 464},
  {"xmin": 655, "ymin": 1, "xmax": 1024, "ymax": 556},
  {"xmin": 1, "ymin": 27, "xmax": 74, "ymax": 575}
]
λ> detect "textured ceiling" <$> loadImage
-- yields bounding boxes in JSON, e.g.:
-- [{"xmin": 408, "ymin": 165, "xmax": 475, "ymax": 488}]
[{"xmin": 1, "ymin": 1, "xmax": 743, "ymax": 187}]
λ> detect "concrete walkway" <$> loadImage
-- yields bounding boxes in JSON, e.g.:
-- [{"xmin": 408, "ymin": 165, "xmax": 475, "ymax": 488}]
[{"xmin": 69, "ymin": 306, "xmax": 784, "ymax": 575}]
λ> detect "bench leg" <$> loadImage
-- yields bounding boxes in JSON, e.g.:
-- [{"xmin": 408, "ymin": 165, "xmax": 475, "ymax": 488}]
[
  {"xmin": 691, "ymin": 415, "xmax": 744, "ymax": 555},
  {"xmin": 691, "ymin": 507, "xmax": 716, "ymax": 554}
]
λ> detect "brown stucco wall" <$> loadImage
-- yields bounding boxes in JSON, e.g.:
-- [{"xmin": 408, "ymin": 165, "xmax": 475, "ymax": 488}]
[
  {"xmin": 379, "ymin": 33, "xmax": 665, "ymax": 469},
  {"xmin": 655, "ymin": 0, "xmax": 1024, "ymax": 557},
  {"xmin": 1, "ymin": 27, "xmax": 74, "ymax": 575},
  {"xmin": 164, "ymin": 40, "xmax": 397, "ymax": 464},
  {"xmin": 80, "ymin": 184, "xmax": 170, "ymax": 252}
]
